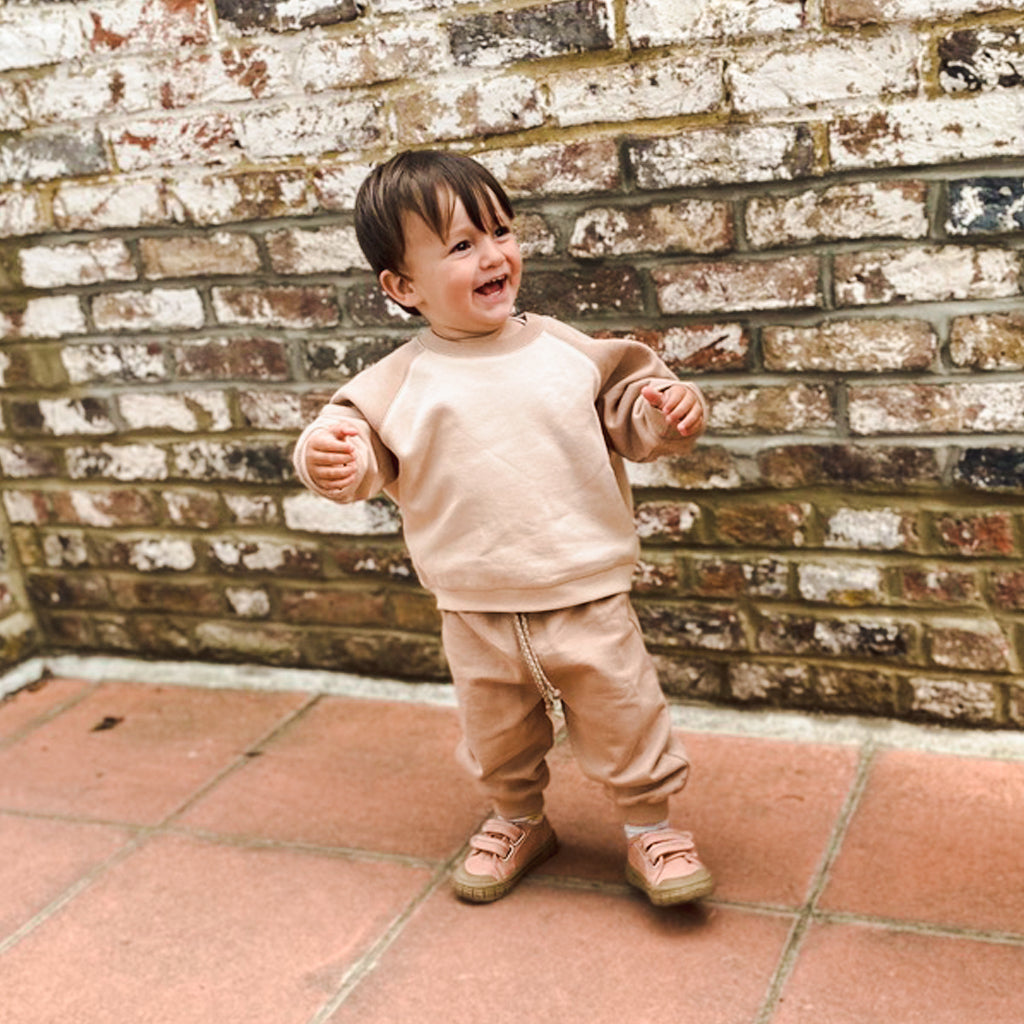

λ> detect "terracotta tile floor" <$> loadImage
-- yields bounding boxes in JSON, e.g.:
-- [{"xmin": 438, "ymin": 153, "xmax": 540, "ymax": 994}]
[{"xmin": 2, "ymin": 668, "xmax": 1024, "ymax": 1024}]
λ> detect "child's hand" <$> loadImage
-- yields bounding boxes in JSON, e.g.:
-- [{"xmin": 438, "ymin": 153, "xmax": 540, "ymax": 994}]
[
  {"xmin": 642, "ymin": 383, "xmax": 704, "ymax": 437},
  {"xmin": 305, "ymin": 422, "xmax": 361, "ymax": 498}
]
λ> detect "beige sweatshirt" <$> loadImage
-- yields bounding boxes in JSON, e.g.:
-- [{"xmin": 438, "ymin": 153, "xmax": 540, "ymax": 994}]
[{"xmin": 292, "ymin": 314, "xmax": 707, "ymax": 613}]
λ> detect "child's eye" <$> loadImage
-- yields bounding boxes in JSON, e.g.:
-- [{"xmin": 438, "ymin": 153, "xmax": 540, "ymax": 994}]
[
  {"xmin": 450, "ymin": 240, "xmax": 471, "ymax": 253},
  {"xmin": 494, "ymin": 225, "xmax": 512, "ymax": 238}
]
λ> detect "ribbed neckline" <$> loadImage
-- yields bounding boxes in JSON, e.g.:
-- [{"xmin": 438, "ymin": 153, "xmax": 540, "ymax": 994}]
[{"xmin": 417, "ymin": 313, "xmax": 544, "ymax": 357}]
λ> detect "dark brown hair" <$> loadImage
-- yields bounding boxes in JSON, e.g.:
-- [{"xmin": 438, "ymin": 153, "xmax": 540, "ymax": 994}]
[{"xmin": 354, "ymin": 150, "xmax": 515, "ymax": 288}]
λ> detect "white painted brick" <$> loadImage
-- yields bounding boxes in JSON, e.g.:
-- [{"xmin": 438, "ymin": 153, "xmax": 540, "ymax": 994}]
[
  {"xmin": 42, "ymin": 533, "xmax": 89, "ymax": 568},
  {"xmin": 152, "ymin": 46, "xmax": 293, "ymax": 108},
  {"xmin": 297, "ymin": 24, "xmax": 449, "ymax": 90},
  {"xmin": 92, "ymin": 288, "xmax": 205, "ymax": 332},
  {"xmin": 0, "ymin": 128, "xmax": 107, "ymax": 184},
  {"xmin": 237, "ymin": 97, "xmax": 383, "ymax": 160},
  {"xmin": 66, "ymin": 492, "xmax": 123, "ymax": 529},
  {"xmin": 130, "ymin": 538, "xmax": 196, "ymax": 572},
  {"xmin": 210, "ymin": 539, "xmax": 299, "ymax": 571},
  {"xmin": 283, "ymin": 492, "xmax": 402, "ymax": 535},
  {"xmin": 38, "ymin": 398, "xmax": 116, "ymax": 436},
  {"xmin": 908, "ymin": 676, "xmax": 999, "ymax": 721},
  {"xmin": 373, "ymin": 0, "xmax": 461, "ymax": 10},
  {"xmin": 569, "ymin": 201, "xmax": 731, "ymax": 257},
  {"xmin": 312, "ymin": 162, "xmax": 374, "ymax": 211},
  {"xmin": 826, "ymin": 508, "xmax": 910, "ymax": 550},
  {"xmin": 831, "ymin": 0, "xmax": 1021, "ymax": 23},
  {"xmin": 746, "ymin": 181, "xmax": 928, "ymax": 248},
  {"xmin": 62, "ymin": 343, "xmax": 166, "ymax": 385},
  {"xmin": 478, "ymin": 140, "xmax": 621, "ymax": 197},
  {"xmin": 729, "ymin": 32, "xmax": 919, "ymax": 112},
  {"xmin": 630, "ymin": 125, "xmax": 813, "ymax": 188},
  {"xmin": 0, "ymin": 188, "xmax": 47, "ymax": 238},
  {"xmin": 832, "ymin": 92, "xmax": 1024, "ymax": 170},
  {"xmin": 0, "ymin": 296, "xmax": 87, "ymax": 340},
  {"xmin": 4, "ymin": 491, "xmax": 47, "ymax": 526},
  {"xmin": 0, "ymin": 4, "xmax": 92, "ymax": 73},
  {"xmin": 53, "ymin": 178, "xmax": 166, "ymax": 231},
  {"xmin": 167, "ymin": 170, "xmax": 314, "ymax": 226},
  {"xmin": 266, "ymin": 224, "xmax": 369, "ymax": 275},
  {"xmin": 224, "ymin": 494, "xmax": 277, "ymax": 525},
  {"xmin": 107, "ymin": 113, "xmax": 239, "ymax": 173},
  {"xmin": 392, "ymin": 74, "xmax": 545, "ymax": 145},
  {"xmin": 628, "ymin": 0, "xmax": 803, "ymax": 46},
  {"xmin": 547, "ymin": 55, "xmax": 722, "ymax": 126},
  {"xmin": 66, "ymin": 443, "xmax": 169, "ymax": 481},
  {"xmin": 226, "ymin": 587, "xmax": 271, "ymax": 618},
  {"xmin": 19, "ymin": 238, "xmax": 136, "ymax": 289},
  {"xmin": 237, "ymin": 391, "xmax": 304, "ymax": 431},
  {"xmin": 798, "ymin": 562, "xmax": 885, "ymax": 603},
  {"xmin": 22, "ymin": 61, "xmax": 154, "ymax": 126},
  {"xmin": 763, "ymin": 319, "xmax": 937, "ymax": 372},
  {"xmin": 0, "ymin": 79, "xmax": 29, "ymax": 132},
  {"xmin": 835, "ymin": 246, "xmax": 1020, "ymax": 306},
  {"xmin": 849, "ymin": 382, "xmax": 1024, "ymax": 434},
  {"xmin": 119, "ymin": 392, "xmax": 232, "ymax": 433}
]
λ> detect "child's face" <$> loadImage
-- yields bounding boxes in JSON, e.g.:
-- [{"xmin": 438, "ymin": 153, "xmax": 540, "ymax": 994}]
[{"xmin": 380, "ymin": 190, "xmax": 522, "ymax": 341}]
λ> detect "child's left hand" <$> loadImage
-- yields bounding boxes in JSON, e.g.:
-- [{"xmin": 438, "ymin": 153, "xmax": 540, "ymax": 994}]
[{"xmin": 642, "ymin": 383, "xmax": 704, "ymax": 437}]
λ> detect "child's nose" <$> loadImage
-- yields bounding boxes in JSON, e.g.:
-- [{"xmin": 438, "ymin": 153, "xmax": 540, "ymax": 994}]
[{"xmin": 479, "ymin": 235, "xmax": 503, "ymax": 265}]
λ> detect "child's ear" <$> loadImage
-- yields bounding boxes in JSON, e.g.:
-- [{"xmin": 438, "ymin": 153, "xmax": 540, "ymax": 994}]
[{"xmin": 379, "ymin": 269, "xmax": 417, "ymax": 308}]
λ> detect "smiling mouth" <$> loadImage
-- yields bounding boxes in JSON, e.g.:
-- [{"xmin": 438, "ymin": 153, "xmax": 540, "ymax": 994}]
[{"xmin": 476, "ymin": 275, "xmax": 507, "ymax": 297}]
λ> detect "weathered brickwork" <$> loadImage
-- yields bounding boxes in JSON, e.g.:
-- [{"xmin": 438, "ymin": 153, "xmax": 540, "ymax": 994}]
[{"xmin": 1, "ymin": 0, "xmax": 1023, "ymax": 727}]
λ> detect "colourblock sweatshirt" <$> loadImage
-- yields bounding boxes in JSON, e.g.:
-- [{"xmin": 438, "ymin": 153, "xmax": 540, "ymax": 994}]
[{"xmin": 292, "ymin": 314, "xmax": 707, "ymax": 613}]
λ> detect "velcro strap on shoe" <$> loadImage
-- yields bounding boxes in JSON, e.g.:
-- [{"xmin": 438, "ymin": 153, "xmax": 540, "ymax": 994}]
[
  {"xmin": 470, "ymin": 834, "xmax": 513, "ymax": 857},
  {"xmin": 642, "ymin": 831, "xmax": 697, "ymax": 865},
  {"xmin": 468, "ymin": 819, "xmax": 522, "ymax": 858}
]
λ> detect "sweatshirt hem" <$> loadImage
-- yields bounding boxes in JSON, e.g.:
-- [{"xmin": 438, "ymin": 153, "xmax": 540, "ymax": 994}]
[{"xmin": 431, "ymin": 564, "xmax": 637, "ymax": 614}]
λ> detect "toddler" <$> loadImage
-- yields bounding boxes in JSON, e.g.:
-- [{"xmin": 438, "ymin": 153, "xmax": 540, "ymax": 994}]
[{"xmin": 293, "ymin": 149, "xmax": 713, "ymax": 907}]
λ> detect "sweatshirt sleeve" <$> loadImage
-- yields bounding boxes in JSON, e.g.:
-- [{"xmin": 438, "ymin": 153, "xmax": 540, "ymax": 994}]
[
  {"xmin": 540, "ymin": 317, "xmax": 708, "ymax": 463},
  {"xmin": 292, "ymin": 398, "xmax": 398, "ymax": 503},
  {"xmin": 600, "ymin": 349, "xmax": 709, "ymax": 462}
]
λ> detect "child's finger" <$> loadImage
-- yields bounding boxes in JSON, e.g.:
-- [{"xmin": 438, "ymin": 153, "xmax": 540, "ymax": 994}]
[{"xmin": 641, "ymin": 385, "xmax": 664, "ymax": 408}]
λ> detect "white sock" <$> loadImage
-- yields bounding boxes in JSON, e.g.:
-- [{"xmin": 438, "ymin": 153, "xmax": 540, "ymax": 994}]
[{"xmin": 624, "ymin": 820, "xmax": 668, "ymax": 840}]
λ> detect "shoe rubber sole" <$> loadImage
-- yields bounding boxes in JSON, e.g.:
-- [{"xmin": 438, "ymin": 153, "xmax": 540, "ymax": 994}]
[
  {"xmin": 452, "ymin": 832, "xmax": 559, "ymax": 904},
  {"xmin": 625, "ymin": 864, "xmax": 715, "ymax": 907}
]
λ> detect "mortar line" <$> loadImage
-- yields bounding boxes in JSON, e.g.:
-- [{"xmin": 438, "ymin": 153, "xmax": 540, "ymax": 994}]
[{"xmin": 753, "ymin": 738, "xmax": 879, "ymax": 1024}]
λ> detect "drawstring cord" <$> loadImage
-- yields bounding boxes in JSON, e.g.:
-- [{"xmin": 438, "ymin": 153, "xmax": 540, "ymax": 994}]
[{"xmin": 512, "ymin": 613, "xmax": 562, "ymax": 713}]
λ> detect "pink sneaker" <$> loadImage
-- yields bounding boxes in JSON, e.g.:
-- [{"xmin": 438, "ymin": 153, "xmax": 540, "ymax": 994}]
[
  {"xmin": 452, "ymin": 816, "xmax": 558, "ymax": 903},
  {"xmin": 626, "ymin": 828, "xmax": 714, "ymax": 906}
]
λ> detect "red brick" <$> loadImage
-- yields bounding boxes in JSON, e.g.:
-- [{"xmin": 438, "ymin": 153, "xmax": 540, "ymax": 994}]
[
  {"xmin": 211, "ymin": 286, "xmax": 339, "ymax": 329},
  {"xmin": 933, "ymin": 512, "xmax": 1016, "ymax": 557},
  {"xmin": 715, "ymin": 503, "xmax": 813, "ymax": 547}
]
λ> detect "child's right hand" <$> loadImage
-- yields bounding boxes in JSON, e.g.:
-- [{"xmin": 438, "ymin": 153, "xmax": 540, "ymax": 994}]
[{"xmin": 305, "ymin": 422, "xmax": 361, "ymax": 498}]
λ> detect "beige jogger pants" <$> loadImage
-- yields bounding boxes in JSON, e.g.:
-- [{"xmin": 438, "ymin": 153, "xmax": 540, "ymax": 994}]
[{"xmin": 440, "ymin": 593, "xmax": 690, "ymax": 826}]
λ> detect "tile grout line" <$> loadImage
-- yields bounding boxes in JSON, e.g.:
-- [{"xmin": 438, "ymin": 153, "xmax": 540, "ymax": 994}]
[
  {"xmin": 752, "ymin": 739, "xmax": 880, "ymax": 1024},
  {"xmin": 157, "ymin": 690, "xmax": 326, "ymax": 829},
  {"xmin": 0, "ymin": 690, "xmax": 326, "ymax": 960},
  {"xmin": 0, "ymin": 830, "xmax": 151, "ymax": 959},
  {"xmin": 0, "ymin": 676, "xmax": 99, "ymax": 753},
  {"xmin": 811, "ymin": 909, "xmax": 1024, "ymax": 949},
  {"xmin": 303, "ymin": 855, "xmax": 467, "ymax": 1024}
]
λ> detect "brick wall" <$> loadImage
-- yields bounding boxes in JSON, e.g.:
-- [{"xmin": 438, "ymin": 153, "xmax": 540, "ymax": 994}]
[{"xmin": 1, "ymin": 0, "xmax": 1022, "ymax": 726}]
